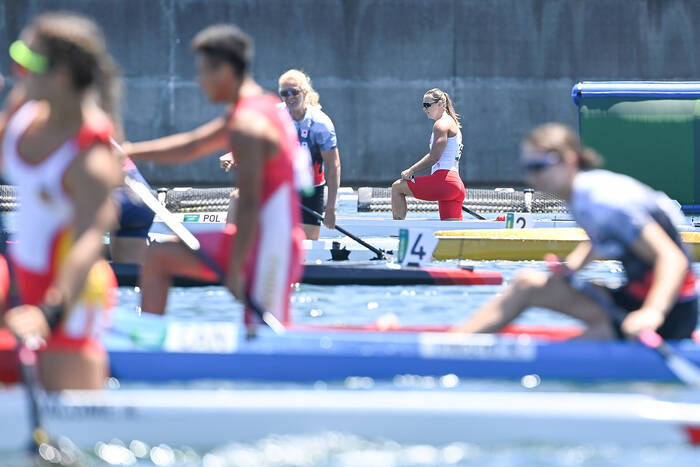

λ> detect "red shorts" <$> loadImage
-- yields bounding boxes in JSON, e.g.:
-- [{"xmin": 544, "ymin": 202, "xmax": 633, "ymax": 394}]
[
  {"xmin": 0, "ymin": 330, "xmax": 104, "ymax": 384},
  {"xmin": 195, "ymin": 223, "xmax": 304, "ymax": 325},
  {"xmin": 407, "ymin": 169, "xmax": 466, "ymax": 220},
  {"xmin": 0, "ymin": 329, "xmax": 18, "ymax": 383},
  {"xmin": 0, "ymin": 254, "xmax": 9, "ymax": 310}
]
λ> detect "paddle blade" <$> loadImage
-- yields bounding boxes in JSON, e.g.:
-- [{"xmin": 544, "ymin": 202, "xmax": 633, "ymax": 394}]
[
  {"xmin": 640, "ymin": 330, "xmax": 700, "ymax": 386},
  {"xmin": 262, "ymin": 312, "xmax": 287, "ymax": 335}
]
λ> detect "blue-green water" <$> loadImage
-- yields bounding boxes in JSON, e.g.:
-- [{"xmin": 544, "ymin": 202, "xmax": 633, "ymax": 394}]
[{"xmin": 3, "ymin": 207, "xmax": 700, "ymax": 466}]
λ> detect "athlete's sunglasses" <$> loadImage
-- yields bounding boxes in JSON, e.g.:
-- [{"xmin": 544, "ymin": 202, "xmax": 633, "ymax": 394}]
[
  {"xmin": 422, "ymin": 100, "xmax": 440, "ymax": 109},
  {"xmin": 279, "ymin": 88, "xmax": 302, "ymax": 98},
  {"xmin": 521, "ymin": 152, "xmax": 562, "ymax": 173}
]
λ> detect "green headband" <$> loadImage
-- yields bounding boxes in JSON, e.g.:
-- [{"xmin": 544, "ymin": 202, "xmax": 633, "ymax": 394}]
[{"xmin": 9, "ymin": 40, "xmax": 48, "ymax": 74}]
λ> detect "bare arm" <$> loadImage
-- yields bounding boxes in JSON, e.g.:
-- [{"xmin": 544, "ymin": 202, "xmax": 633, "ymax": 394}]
[
  {"xmin": 563, "ymin": 241, "xmax": 596, "ymax": 272},
  {"xmin": 621, "ymin": 222, "xmax": 690, "ymax": 335},
  {"xmin": 125, "ymin": 117, "xmax": 228, "ymax": 164},
  {"xmin": 408, "ymin": 122, "xmax": 449, "ymax": 173},
  {"xmin": 320, "ymin": 147, "xmax": 340, "ymax": 227},
  {"xmin": 48, "ymin": 144, "xmax": 122, "ymax": 306}
]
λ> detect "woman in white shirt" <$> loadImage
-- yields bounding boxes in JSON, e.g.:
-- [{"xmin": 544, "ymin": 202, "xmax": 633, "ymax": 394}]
[{"xmin": 391, "ymin": 88, "xmax": 465, "ymax": 220}]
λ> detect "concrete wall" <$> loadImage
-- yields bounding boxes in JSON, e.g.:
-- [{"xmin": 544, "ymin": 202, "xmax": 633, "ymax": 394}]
[{"xmin": 2, "ymin": 0, "xmax": 700, "ymax": 186}]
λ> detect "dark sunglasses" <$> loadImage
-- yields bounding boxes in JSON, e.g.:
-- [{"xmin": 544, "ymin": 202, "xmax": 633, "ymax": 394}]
[
  {"xmin": 520, "ymin": 152, "xmax": 561, "ymax": 173},
  {"xmin": 422, "ymin": 100, "xmax": 440, "ymax": 109},
  {"xmin": 279, "ymin": 88, "xmax": 302, "ymax": 98}
]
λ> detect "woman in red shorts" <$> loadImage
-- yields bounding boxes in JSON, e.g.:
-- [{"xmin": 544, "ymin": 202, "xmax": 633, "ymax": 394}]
[
  {"xmin": 0, "ymin": 13, "xmax": 122, "ymax": 390},
  {"xmin": 391, "ymin": 88, "xmax": 466, "ymax": 220}
]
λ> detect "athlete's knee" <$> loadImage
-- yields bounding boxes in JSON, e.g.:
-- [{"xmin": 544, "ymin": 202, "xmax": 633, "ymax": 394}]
[
  {"xmin": 392, "ymin": 179, "xmax": 408, "ymax": 194},
  {"xmin": 142, "ymin": 242, "xmax": 172, "ymax": 272},
  {"xmin": 510, "ymin": 270, "xmax": 548, "ymax": 297},
  {"xmin": 303, "ymin": 224, "xmax": 320, "ymax": 240}
]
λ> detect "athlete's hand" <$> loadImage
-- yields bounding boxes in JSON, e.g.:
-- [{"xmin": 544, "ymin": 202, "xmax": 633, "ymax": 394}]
[
  {"xmin": 401, "ymin": 169, "xmax": 414, "ymax": 181},
  {"xmin": 620, "ymin": 307, "xmax": 665, "ymax": 337},
  {"xmin": 323, "ymin": 207, "xmax": 336, "ymax": 229},
  {"xmin": 220, "ymin": 153, "xmax": 235, "ymax": 172},
  {"xmin": 544, "ymin": 253, "xmax": 570, "ymax": 276},
  {"xmin": 4, "ymin": 305, "xmax": 50, "ymax": 343}
]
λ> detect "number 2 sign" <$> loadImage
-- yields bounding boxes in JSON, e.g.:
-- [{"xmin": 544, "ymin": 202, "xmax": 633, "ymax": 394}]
[{"xmin": 505, "ymin": 212, "xmax": 534, "ymax": 229}]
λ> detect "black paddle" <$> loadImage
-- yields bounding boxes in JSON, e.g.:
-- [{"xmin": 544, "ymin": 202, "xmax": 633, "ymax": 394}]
[
  {"xmin": 13, "ymin": 338, "xmax": 83, "ymax": 464},
  {"xmin": 301, "ymin": 204, "xmax": 389, "ymax": 260},
  {"xmin": 546, "ymin": 255, "xmax": 700, "ymax": 386},
  {"xmin": 112, "ymin": 140, "xmax": 285, "ymax": 335},
  {"xmin": 16, "ymin": 341, "xmax": 49, "ymax": 450},
  {"xmin": 461, "ymin": 205, "xmax": 485, "ymax": 220}
]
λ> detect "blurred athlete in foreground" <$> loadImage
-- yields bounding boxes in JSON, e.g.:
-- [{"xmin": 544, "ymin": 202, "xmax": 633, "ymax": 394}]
[
  {"xmin": 137, "ymin": 24, "xmax": 306, "ymax": 335},
  {"xmin": 0, "ymin": 13, "xmax": 122, "ymax": 390},
  {"xmin": 453, "ymin": 123, "xmax": 697, "ymax": 340}
]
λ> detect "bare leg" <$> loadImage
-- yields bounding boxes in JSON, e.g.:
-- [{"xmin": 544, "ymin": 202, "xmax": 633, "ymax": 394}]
[
  {"xmin": 302, "ymin": 224, "xmax": 321, "ymax": 240},
  {"xmin": 391, "ymin": 179, "xmax": 412, "ymax": 220},
  {"xmin": 109, "ymin": 236, "xmax": 148, "ymax": 264},
  {"xmin": 140, "ymin": 240, "xmax": 212, "ymax": 315},
  {"xmin": 39, "ymin": 349, "xmax": 108, "ymax": 391},
  {"xmin": 451, "ymin": 269, "xmax": 617, "ymax": 339}
]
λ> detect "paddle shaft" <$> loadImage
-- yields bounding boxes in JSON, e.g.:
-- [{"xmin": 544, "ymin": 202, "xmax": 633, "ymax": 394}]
[
  {"xmin": 301, "ymin": 204, "xmax": 388, "ymax": 260},
  {"xmin": 0, "ymin": 198, "xmax": 50, "ymax": 452},
  {"xmin": 16, "ymin": 342, "xmax": 50, "ymax": 452},
  {"xmin": 114, "ymin": 141, "xmax": 284, "ymax": 334},
  {"xmin": 547, "ymin": 257, "xmax": 700, "ymax": 386},
  {"xmin": 461, "ymin": 205, "xmax": 486, "ymax": 220}
]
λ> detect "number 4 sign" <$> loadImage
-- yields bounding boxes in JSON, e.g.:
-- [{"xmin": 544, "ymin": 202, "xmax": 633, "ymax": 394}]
[{"xmin": 398, "ymin": 228, "xmax": 438, "ymax": 266}]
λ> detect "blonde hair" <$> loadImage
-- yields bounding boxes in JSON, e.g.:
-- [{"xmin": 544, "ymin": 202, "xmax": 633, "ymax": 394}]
[
  {"xmin": 524, "ymin": 123, "xmax": 603, "ymax": 170},
  {"xmin": 424, "ymin": 88, "xmax": 460, "ymax": 128},
  {"xmin": 278, "ymin": 69, "xmax": 321, "ymax": 108}
]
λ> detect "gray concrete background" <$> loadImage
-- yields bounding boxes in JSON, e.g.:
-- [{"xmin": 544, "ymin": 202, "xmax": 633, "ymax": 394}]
[{"xmin": 1, "ymin": 0, "xmax": 699, "ymax": 186}]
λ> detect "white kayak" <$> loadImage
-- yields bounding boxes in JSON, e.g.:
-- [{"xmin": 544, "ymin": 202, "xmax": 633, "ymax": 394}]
[
  {"xmin": 2, "ymin": 388, "xmax": 699, "ymax": 453},
  {"xmin": 150, "ymin": 213, "xmax": 578, "ymax": 238}
]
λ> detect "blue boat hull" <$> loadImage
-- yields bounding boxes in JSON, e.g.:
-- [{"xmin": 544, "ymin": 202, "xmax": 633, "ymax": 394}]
[{"xmin": 104, "ymin": 315, "xmax": 700, "ymax": 384}]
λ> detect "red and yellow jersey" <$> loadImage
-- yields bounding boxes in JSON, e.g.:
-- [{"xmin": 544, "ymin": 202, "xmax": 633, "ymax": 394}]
[{"xmin": 1, "ymin": 100, "xmax": 116, "ymax": 340}]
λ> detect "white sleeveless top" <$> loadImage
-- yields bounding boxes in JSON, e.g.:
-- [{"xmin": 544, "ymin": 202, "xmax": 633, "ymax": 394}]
[
  {"xmin": 429, "ymin": 131, "xmax": 463, "ymax": 174},
  {"xmin": 2, "ymin": 101, "xmax": 78, "ymax": 272}
]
